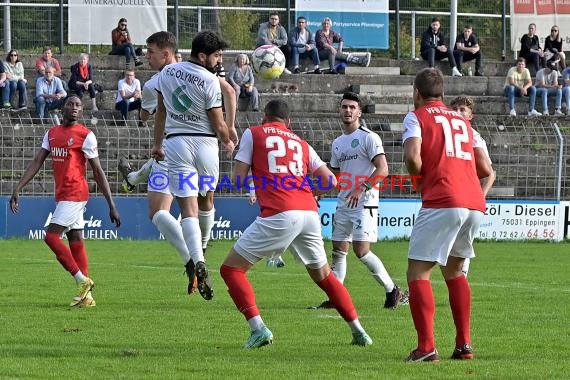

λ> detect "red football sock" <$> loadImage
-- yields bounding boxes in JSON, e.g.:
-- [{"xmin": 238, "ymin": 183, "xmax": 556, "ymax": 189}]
[
  {"xmin": 69, "ymin": 240, "xmax": 89, "ymax": 276},
  {"xmin": 409, "ymin": 279, "xmax": 436, "ymax": 352},
  {"xmin": 44, "ymin": 232, "xmax": 79, "ymax": 275},
  {"xmin": 316, "ymin": 273, "xmax": 357, "ymax": 322},
  {"xmin": 446, "ymin": 275, "xmax": 471, "ymax": 347},
  {"xmin": 220, "ymin": 264, "xmax": 259, "ymax": 320}
]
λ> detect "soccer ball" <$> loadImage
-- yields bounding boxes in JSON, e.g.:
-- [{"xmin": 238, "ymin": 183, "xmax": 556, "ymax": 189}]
[{"xmin": 251, "ymin": 45, "xmax": 286, "ymax": 80}]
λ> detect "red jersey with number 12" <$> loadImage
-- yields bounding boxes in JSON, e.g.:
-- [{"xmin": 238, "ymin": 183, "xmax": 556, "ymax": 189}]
[
  {"xmin": 44, "ymin": 124, "xmax": 98, "ymax": 202},
  {"xmin": 249, "ymin": 122, "xmax": 319, "ymax": 217},
  {"xmin": 412, "ymin": 101, "xmax": 485, "ymax": 211}
]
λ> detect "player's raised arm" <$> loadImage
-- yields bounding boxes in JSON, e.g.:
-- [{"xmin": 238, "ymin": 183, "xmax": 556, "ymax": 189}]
[{"xmin": 218, "ymin": 75, "xmax": 239, "ymax": 145}]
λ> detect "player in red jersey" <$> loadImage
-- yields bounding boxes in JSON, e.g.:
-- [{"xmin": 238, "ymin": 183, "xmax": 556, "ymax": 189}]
[
  {"xmin": 220, "ymin": 100, "xmax": 373, "ymax": 348},
  {"xmin": 402, "ymin": 68, "xmax": 492, "ymax": 362},
  {"xmin": 9, "ymin": 96, "xmax": 121, "ymax": 307}
]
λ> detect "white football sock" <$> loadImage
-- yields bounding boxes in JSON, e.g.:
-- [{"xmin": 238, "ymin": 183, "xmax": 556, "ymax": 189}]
[
  {"xmin": 152, "ymin": 210, "xmax": 190, "ymax": 264},
  {"xmin": 127, "ymin": 158, "xmax": 154, "ymax": 186},
  {"xmin": 360, "ymin": 252, "xmax": 395, "ymax": 292},
  {"xmin": 198, "ymin": 208, "xmax": 216, "ymax": 251},
  {"xmin": 247, "ymin": 315, "xmax": 265, "ymax": 331},
  {"xmin": 348, "ymin": 318, "xmax": 365, "ymax": 334},
  {"xmin": 462, "ymin": 258, "xmax": 471, "ymax": 277},
  {"xmin": 331, "ymin": 249, "xmax": 348, "ymax": 283},
  {"xmin": 181, "ymin": 217, "xmax": 204, "ymax": 264},
  {"xmin": 73, "ymin": 270, "xmax": 86, "ymax": 284}
]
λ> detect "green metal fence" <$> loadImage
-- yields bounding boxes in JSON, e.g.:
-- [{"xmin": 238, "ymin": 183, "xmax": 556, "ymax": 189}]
[{"xmin": 1, "ymin": 1, "xmax": 510, "ymax": 59}]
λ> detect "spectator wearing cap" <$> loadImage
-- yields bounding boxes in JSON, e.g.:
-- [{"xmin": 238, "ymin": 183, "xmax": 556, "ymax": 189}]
[{"xmin": 535, "ymin": 61, "xmax": 563, "ymax": 116}]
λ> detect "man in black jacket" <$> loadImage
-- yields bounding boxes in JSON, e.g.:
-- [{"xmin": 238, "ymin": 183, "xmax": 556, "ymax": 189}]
[{"xmin": 420, "ymin": 17, "xmax": 462, "ymax": 77}]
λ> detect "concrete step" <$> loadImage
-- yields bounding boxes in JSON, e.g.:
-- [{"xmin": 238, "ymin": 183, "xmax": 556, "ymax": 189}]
[
  {"xmin": 8, "ymin": 89, "xmax": 567, "ymax": 117},
  {"xmin": 20, "ymin": 73, "xmax": 507, "ymax": 98},
  {"xmin": 17, "ymin": 52, "xmax": 514, "ymax": 76},
  {"xmin": 344, "ymin": 66, "xmax": 400, "ymax": 75},
  {"xmin": 353, "ymin": 84, "xmax": 413, "ymax": 97},
  {"xmin": 365, "ymin": 103, "xmax": 412, "ymax": 114},
  {"xmin": 23, "ymin": 68, "xmax": 156, "ymax": 90}
]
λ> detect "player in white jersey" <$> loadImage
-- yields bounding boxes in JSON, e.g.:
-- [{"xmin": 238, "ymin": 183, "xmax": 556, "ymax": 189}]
[
  {"xmin": 118, "ymin": 32, "xmax": 238, "ymax": 295},
  {"xmin": 449, "ymin": 95, "xmax": 495, "ymax": 277},
  {"xmin": 315, "ymin": 92, "xmax": 404, "ymax": 310},
  {"xmin": 152, "ymin": 31, "xmax": 235, "ymax": 301}
]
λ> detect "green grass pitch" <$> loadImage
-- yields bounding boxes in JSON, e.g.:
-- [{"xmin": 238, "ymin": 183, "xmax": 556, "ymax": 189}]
[{"xmin": 0, "ymin": 240, "xmax": 568, "ymax": 379}]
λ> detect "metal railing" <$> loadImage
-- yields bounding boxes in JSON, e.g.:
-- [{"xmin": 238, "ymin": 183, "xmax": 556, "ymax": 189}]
[
  {"xmin": 1, "ymin": 112, "xmax": 567, "ymax": 201},
  {"xmin": 1, "ymin": 1, "xmax": 510, "ymax": 59}
]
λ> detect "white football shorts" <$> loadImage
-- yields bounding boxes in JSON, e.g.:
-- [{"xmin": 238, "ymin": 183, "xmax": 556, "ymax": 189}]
[
  {"xmin": 332, "ymin": 206, "xmax": 378, "ymax": 243},
  {"xmin": 164, "ymin": 135, "xmax": 219, "ymax": 197},
  {"xmin": 408, "ymin": 207, "xmax": 484, "ymax": 266},
  {"xmin": 148, "ymin": 158, "xmax": 171, "ymax": 195},
  {"xmin": 50, "ymin": 201, "xmax": 88, "ymax": 232},
  {"xmin": 234, "ymin": 210, "xmax": 328, "ymax": 270}
]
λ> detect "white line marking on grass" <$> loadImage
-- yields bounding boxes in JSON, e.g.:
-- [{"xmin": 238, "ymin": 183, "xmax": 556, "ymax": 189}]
[{"xmin": 4, "ymin": 256, "xmax": 569, "ymax": 292}]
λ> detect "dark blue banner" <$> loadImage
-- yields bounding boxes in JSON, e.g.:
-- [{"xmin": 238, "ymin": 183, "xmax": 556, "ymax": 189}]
[{"xmin": 0, "ymin": 196, "xmax": 260, "ymax": 240}]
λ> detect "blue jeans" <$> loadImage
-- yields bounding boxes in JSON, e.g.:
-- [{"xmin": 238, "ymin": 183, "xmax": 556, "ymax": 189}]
[
  {"xmin": 536, "ymin": 87, "xmax": 562, "ymax": 112},
  {"xmin": 3, "ymin": 79, "xmax": 28, "ymax": 107},
  {"xmin": 115, "ymin": 99, "xmax": 141, "ymax": 120},
  {"xmin": 562, "ymin": 86, "xmax": 570, "ymax": 107},
  {"xmin": 111, "ymin": 43, "xmax": 136, "ymax": 63},
  {"xmin": 35, "ymin": 96, "xmax": 65, "ymax": 119},
  {"xmin": 290, "ymin": 47, "xmax": 320, "ymax": 67},
  {"xmin": 504, "ymin": 85, "xmax": 536, "ymax": 112}
]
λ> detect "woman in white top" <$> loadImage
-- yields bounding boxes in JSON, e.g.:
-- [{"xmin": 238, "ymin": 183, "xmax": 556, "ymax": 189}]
[{"xmin": 2, "ymin": 50, "xmax": 27, "ymax": 110}]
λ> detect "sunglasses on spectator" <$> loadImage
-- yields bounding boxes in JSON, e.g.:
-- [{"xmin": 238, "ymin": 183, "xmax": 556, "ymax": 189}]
[
  {"xmin": 552, "ymin": 29, "xmax": 558, "ymax": 32},
  {"xmin": 120, "ymin": 23, "xmax": 127, "ymax": 27}
]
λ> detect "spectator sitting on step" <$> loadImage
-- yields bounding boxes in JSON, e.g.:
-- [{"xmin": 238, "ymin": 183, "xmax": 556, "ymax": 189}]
[
  {"xmin": 453, "ymin": 24, "xmax": 483, "ymax": 76},
  {"xmin": 519, "ymin": 23, "xmax": 545, "ymax": 75},
  {"xmin": 35, "ymin": 46, "xmax": 62, "ymax": 78},
  {"xmin": 315, "ymin": 17, "xmax": 371, "ymax": 74},
  {"xmin": 111, "ymin": 18, "xmax": 143, "ymax": 68},
  {"xmin": 544, "ymin": 25, "xmax": 566, "ymax": 70},
  {"xmin": 560, "ymin": 67, "xmax": 570, "ymax": 114},
  {"xmin": 69, "ymin": 53, "xmax": 99, "ymax": 112},
  {"xmin": 115, "ymin": 69, "xmax": 141, "ymax": 121},
  {"xmin": 535, "ymin": 61, "xmax": 563, "ymax": 116},
  {"xmin": 174, "ymin": 51, "xmax": 183, "ymax": 63},
  {"xmin": 35, "ymin": 67, "xmax": 67, "ymax": 121},
  {"xmin": 503, "ymin": 57, "xmax": 540, "ymax": 117},
  {"xmin": 2, "ymin": 50, "xmax": 27, "ymax": 110},
  {"xmin": 257, "ymin": 12, "xmax": 291, "ymax": 74},
  {"xmin": 420, "ymin": 17, "xmax": 462, "ymax": 76},
  {"xmin": 227, "ymin": 54, "xmax": 259, "ymax": 112},
  {"xmin": 289, "ymin": 16, "xmax": 321, "ymax": 74},
  {"xmin": 0, "ymin": 58, "xmax": 8, "ymax": 108}
]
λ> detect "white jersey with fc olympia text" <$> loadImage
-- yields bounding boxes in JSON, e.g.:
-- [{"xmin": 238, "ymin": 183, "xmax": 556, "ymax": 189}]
[
  {"xmin": 156, "ymin": 61, "xmax": 223, "ymax": 136},
  {"xmin": 141, "ymin": 72, "xmax": 159, "ymax": 114},
  {"xmin": 330, "ymin": 126, "xmax": 385, "ymax": 209}
]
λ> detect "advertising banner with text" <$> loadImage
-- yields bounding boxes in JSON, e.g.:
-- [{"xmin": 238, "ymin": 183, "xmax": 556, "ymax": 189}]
[
  {"xmin": 510, "ymin": 0, "xmax": 570, "ymax": 52},
  {"xmin": 0, "ymin": 196, "xmax": 259, "ymax": 241},
  {"xmin": 68, "ymin": 0, "xmax": 167, "ymax": 45},
  {"xmin": 1, "ymin": 197, "xmax": 568, "ymax": 241},
  {"xmin": 295, "ymin": 0, "xmax": 389, "ymax": 49},
  {"xmin": 319, "ymin": 199, "xmax": 567, "ymax": 241}
]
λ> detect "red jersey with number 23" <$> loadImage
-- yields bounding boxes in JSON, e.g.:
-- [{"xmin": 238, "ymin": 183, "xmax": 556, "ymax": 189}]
[
  {"xmin": 41, "ymin": 124, "xmax": 98, "ymax": 202},
  {"xmin": 245, "ymin": 122, "xmax": 323, "ymax": 217},
  {"xmin": 404, "ymin": 100, "xmax": 485, "ymax": 211}
]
